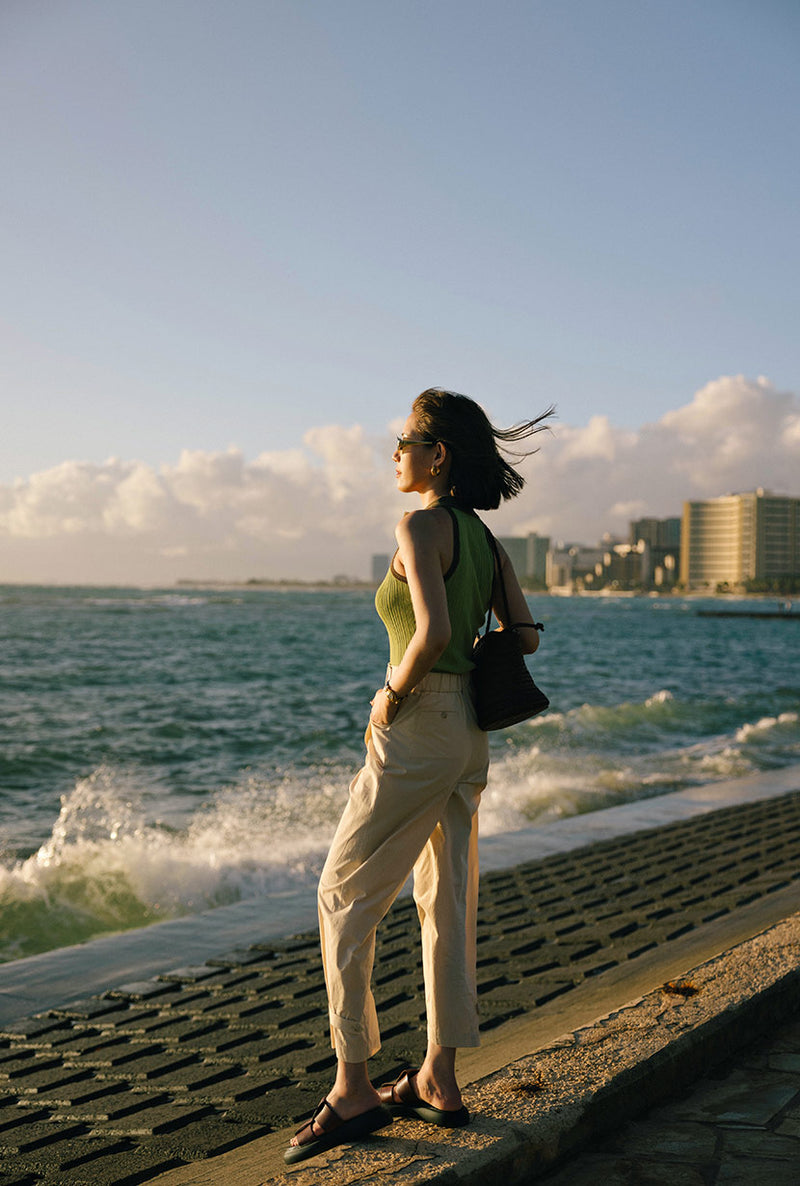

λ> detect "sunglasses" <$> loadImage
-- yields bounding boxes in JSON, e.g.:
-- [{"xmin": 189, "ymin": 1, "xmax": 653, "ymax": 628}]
[{"xmin": 395, "ymin": 435, "xmax": 436, "ymax": 453}]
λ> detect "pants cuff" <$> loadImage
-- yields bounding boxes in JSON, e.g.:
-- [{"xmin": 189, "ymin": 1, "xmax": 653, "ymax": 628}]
[{"xmin": 329, "ymin": 1011, "xmax": 381, "ymax": 1063}]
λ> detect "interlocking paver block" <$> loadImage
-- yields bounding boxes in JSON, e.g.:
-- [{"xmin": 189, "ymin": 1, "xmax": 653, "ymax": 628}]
[
  {"xmin": 0, "ymin": 1120, "xmax": 88, "ymax": 1155},
  {"xmin": 195, "ymin": 969, "xmax": 262, "ymax": 992},
  {"xmin": 0, "ymin": 1105, "xmax": 50, "ymax": 1133},
  {"xmin": 0, "ymin": 1018, "xmax": 72, "ymax": 1042},
  {"xmin": 89, "ymin": 1102, "xmax": 216, "ymax": 1136},
  {"xmin": 10, "ymin": 1067, "xmax": 91, "ymax": 1096},
  {"xmin": 195, "ymin": 997, "xmax": 282, "ymax": 1023},
  {"xmin": 57, "ymin": 1135, "xmax": 136, "ymax": 1172},
  {"xmin": 120, "ymin": 1017, "xmax": 225, "ymax": 1045},
  {"xmin": 94, "ymin": 1009, "xmax": 162, "ymax": 1035},
  {"xmin": 55, "ymin": 1142, "xmax": 185, "ymax": 1186},
  {"xmin": 171, "ymin": 1030, "xmax": 269, "ymax": 1059},
  {"xmin": 17, "ymin": 1078, "xmax": 125, "ymax": 1107},
  {"xmin": 167, "ymin": 1117, "xmax": 273, "ymax": 1159},
  {"xmin": 145, "ymin": 988, "xmax": 211, "ymax": 1013},
  {"xmin": 66, "ymin": 1041, "xmax": 166, "ymax": 1069},
  {"xmin": 0, "ymin": 1049, "xmax": 37, "ymax": 1073},
  {"xmin": 210, "ymin": 1068, "xmax": 288, "ymax": 1101},
  {"xmin": 157, "ymin": 966, "xmax": 220, "ymax": 984},
  {"xmin": 2, "ymin": 1057, "xmax": 63, "ymax": 1081},
  {"xmin": 104, "ymin": 981, "xmax": 179, "ymax": 1002},
  {"xmin": 205, "ymin": 948, "xmax": 276, "ymax": 969},
  {"xmin": 153, "ymin": 1061, "xmax": 242, "ymax": 1094},
  {"xmin": 50, "ymin": 999, "xmax": 129, "ymax": 1022},
  {"xmin": 53, "ymin": 1090, "xmax": 171, "ymax": 1123},
  {"xmin": 103, "ymin": 1051, "xmax": 199, "ymax": 1081}
]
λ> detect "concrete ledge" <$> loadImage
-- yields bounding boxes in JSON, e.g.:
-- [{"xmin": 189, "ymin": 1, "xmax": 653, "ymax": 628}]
[
  {"xmin": 472, "ymin": 914, "xmax": 800, "ymax": 1185},
  {"xmin": 186, "ymin": 911, "xmax": 799, "ymax": 1184}
]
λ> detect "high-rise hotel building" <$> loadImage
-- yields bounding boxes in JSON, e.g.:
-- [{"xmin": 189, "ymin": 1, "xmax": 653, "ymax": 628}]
[{"xmin": 680, "ymin": 489, "xmax": 800, "ymax": 589}]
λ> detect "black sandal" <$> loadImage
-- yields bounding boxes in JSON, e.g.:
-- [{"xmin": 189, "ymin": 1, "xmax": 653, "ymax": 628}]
[
  {"xmin": 284, "ymin": 1097, "xmax": 393, "ymax": 1164},
  {"xmin": 378, "ymin": 1068, "xmax": 470, "ymax": 1127}
]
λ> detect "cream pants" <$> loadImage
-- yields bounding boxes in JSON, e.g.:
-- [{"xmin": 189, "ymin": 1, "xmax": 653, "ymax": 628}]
[{"xmin": 318, "ymin": 669, "xmax": 490, "ymax": 1062}]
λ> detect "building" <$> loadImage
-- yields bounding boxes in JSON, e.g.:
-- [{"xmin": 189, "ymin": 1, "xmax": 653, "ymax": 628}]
[
  {"xmin": 546, "ymin": 543, "xmax": 605, "ymax": 591},
  {"xmin": 600, "ymin": 541, "xmax": 647, "ymax": 590},
  {"xmin": 497, "ymin": 533, "xmax": 551, "ymax": 586},
  {"xmin": 547, "ymin": 526, "xmax": 679, "ymax": 593},
  {"xmin": 497, "ymin": 537, "xmax": 527, "ymax": 581},
  {"xmin": 629, "ymin": 516, "xmax": 681, "ymax": 589},
  {"xmin": 630, "ymin": 517, "xmax": 681, "ymax": 551},
  {"xmin": 680, "ymin": 490, "xmax": 800, "ymax": 590},
  {"xmin": 526, "ymin": 533, "xmax": 550, "ymax": 587},
  {"xmin": 545, "ymin": 546, "xmax": 573, "ymax": 590}
]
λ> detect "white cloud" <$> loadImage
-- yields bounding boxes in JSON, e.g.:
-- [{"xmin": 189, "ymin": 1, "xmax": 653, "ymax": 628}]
[
  {"xmin": 557, "ymin": 414, "xmax": 634, "ymax": 464},
  {"xmin": 781, "ymin": 413, "xmax": 800, "ymax": 448},
  {"xmin": 0, "ymin": 426, "xmax": 400, "ymax": 583},
  {"xmin": 1, "ymin": 375, "xmax": 798, "ymax": 583},
  {"xmin": 498, "ymin": 374, "xmax": 800, "ymax": 545},
  {"xmin": 103, "ymin": 464, "xmax": 173, "ymax": 533},
  {"xmin": 608, "ymin": 499, "xmax": 649, "ymax": 521}
]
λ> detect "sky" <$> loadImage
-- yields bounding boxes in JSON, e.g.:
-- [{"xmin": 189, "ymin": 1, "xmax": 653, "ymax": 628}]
[{"xmin": 1, "ymin": 0, "xmax": 799, "ymax": 583}]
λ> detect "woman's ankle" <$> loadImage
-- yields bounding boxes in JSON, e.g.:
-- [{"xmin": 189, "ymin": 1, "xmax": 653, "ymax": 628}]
[
  {"xmin": 420, "ymin": 1046, "xmax": 457, "ymax": 1081},
  {"xmin": 416, "ymin": 1056, "xmax": 461, "ymax": 1109},
  {"xmin": 326, "ymin": 1060, "xmax": 382, "ymax": 1116}
]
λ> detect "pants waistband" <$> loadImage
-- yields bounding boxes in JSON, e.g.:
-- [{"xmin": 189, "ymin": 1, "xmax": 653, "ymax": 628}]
[{"xmin": 387, "ymin": 664, "xmax": 472, "ymax": 693}]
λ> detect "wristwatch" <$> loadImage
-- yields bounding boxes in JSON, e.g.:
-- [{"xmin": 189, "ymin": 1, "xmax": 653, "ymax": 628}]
[{"xmin": 383, "ymin": 680, "xmax": 406, "ymax": 706}]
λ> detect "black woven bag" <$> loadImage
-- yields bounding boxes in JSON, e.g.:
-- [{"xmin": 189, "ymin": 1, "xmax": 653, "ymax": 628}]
[{"xmin": 471, "ymin": 530, "xmax": 549, "ymax": 731}]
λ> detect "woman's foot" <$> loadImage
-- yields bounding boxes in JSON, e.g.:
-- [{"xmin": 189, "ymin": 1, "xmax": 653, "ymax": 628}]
[
  {"xmin": 288, "ymin": 1084, "xmax": 383, "ymax": 1148},
  {"xmin": 284, "ymin": 1095, "xmax": 392, "ymax": 1164},
  {"xmin": 413, "ymin": 1066, "xmax": 463, "ymax": 1113},
  {"xmin": 378, "ymin": 1068, "xmax": 470, "ymax": 1127}
]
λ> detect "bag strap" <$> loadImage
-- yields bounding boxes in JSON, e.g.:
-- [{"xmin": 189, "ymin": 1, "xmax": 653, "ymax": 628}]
[
  {"xmin": 438, "ymin": 504, "xmax": 461, "ymax": 581},
  {"xmin": 482, "ymin": 528, "xmax": 507, "ymax": 637},
  {"xmin": 480, "ymin": 523, "xmax": 544, "ymax": 638}
]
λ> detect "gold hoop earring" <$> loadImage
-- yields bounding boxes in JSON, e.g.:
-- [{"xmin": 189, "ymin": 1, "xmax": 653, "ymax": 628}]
[{"xmin": 431, "ymin": 464, "xmax": 440, "ymax": 477}]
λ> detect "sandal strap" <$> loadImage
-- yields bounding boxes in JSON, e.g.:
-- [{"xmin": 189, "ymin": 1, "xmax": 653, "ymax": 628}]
[
  {"xmin": 293, "ymin": 1097, "xmax": 342, "ymax": 1145},
  {"xmin": 390, "ymin": 1068, "xmax": 420, "ymax": 1106}
]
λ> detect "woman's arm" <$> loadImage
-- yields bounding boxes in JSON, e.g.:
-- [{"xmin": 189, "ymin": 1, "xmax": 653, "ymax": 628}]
[
  {"xmin": 491, "ymin": 541, "xmax": 540, "ymax": 655},
  {"xmin": 370, "ymin": 510, "xmax": 451, "ymax": 726}
]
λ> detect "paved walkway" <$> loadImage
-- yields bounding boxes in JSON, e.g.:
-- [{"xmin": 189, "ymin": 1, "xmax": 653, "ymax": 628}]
[
  {"xmin": 0, "ymin": 784, "xmax": 798, "ymax": 1184},
  {"xmin": 541, "ymin": 1009, "xmax": 800, "ymax": 1186}
]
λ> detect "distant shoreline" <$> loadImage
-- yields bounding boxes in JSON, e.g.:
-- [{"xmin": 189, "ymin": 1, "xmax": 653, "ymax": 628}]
[
  {"xmin": 175, "ymin": 578, "xmax": 375, "ymax": 591},
  {"xmin": 0, "ymin": 581, "xmax": 793, "ymax": 600},
  {"xmin": 175, "ymin": 580, "xmax": 795, "ymax": 601}
]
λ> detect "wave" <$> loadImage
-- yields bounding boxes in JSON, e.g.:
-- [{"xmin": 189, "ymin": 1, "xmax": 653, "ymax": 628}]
[
  {"xmin": 83, "ymin": 593, "xmax": 219, "ymax": 610},
  {"xmin": 735, "ymin": 712, "xmax": 799, "ymax": 742},
  {"xmin": 0, "ymin": 765, "xmax": 341, "ymax": 963},
  {"xmin": 2, "ymin": 690, "xmax": 798, "ymax": 964},
  {"xmin": 479, "ymin": 692, "xmax": 800, "ymax": 836}
]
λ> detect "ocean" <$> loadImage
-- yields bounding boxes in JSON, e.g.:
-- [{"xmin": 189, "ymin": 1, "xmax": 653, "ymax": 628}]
[{"xmin": 1, "ymin": 585, "xmax": 798, "ymax": 966}]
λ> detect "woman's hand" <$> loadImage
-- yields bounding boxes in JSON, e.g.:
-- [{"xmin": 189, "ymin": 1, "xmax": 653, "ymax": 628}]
[{"xmin": 369, "ymin": 687, "xmax": 400, "ymax": 729}]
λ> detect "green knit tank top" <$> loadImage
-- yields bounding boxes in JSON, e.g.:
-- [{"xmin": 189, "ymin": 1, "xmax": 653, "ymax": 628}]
[{"xmin": 375, "ymin": 500, "xmax": 495, "ymax": 674}]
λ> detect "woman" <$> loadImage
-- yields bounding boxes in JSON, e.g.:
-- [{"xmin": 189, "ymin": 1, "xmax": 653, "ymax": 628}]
[{"xmin": 286, "ymin": 388, "xmax": 551, "ymax": 1164}]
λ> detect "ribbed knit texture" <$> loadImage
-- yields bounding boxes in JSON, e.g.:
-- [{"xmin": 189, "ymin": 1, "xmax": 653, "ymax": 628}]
[{"xmin": 375, "ymin": 507, "xmax": 494, "ymax": 673}]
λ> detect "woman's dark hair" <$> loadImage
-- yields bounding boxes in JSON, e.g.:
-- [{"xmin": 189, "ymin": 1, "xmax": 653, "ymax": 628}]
[{"xmin": 412, "ymin": 388, "xmax": 554, "ymax": 510}]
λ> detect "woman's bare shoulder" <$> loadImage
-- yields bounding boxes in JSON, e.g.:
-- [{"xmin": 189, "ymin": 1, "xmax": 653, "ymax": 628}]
[{"xmin": 395, "ymin": 507, "xmax": 451, "ymax": 549}]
